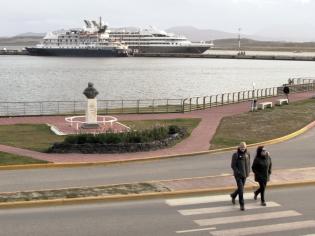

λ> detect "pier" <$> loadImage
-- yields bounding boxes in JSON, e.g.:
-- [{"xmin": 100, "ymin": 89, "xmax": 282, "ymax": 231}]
[
  {"xmin": 0, "ymin": 49, "xmax": 29, "ymax": 55},
  {"xmin": 134, "ymin": 53, "xmax": 315, "ymax": 61}
]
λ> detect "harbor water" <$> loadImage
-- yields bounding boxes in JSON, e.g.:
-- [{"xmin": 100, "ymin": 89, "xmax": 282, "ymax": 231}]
[{"xmin": 1, "ymin": 49, "xmax": 314, "ymax": 102}]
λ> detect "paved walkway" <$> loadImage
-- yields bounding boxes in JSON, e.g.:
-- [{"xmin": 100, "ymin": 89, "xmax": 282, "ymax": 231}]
[
  {"xmin": 0, "ymin": 91, "xmax": 314, "ymax": 164},
  {"xmin": 159, "ymin": 167, "xmax": 315, "ymax": 193}
]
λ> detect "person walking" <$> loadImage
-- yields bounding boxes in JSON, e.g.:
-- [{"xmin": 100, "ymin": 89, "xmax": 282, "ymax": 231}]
[
  {"xmin": 252, "ymin": 146, "xmax": 272, "ymax": 206},
  {"xmin": 283, "ymin": 85, "xmax": 290, "ymax": 101},
  {"xmin": 230, "ymin": 142, "xmax": 251, "ymax": 211}
]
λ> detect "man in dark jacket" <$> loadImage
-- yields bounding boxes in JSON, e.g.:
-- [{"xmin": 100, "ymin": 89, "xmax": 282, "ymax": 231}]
[
  {"xmin": 283, "ymin": 85, "xmax": 290, "ymax": 101},
  {"xmin": 230, "ymin": 142, "xmax": 251, "ymax": 211}
]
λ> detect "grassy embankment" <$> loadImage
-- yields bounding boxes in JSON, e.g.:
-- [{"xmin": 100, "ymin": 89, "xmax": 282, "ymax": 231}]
[{"xmin": 210, "ymin": 98, "xmax": 315, "ymax": 149}]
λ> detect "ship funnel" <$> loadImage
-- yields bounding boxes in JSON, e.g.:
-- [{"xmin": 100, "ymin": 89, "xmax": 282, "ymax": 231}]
[
  {"xmin": 84, "ymin": 20, "xmax": 92, "ymax": 28},
  {"xmin": 92, "ymin": 21, "xmax": 99, "ymax": 27}
]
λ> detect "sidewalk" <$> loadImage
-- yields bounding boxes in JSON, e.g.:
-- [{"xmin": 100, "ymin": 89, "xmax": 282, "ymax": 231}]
[{"xmin": 1, "ymin": 167, "xmax": 315, "ymax": 208}]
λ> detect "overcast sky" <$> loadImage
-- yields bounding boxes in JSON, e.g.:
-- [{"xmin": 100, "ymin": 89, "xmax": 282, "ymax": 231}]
[{"xmin": 1, "ymin": 0, "xmax": 314, "ymax": 37}]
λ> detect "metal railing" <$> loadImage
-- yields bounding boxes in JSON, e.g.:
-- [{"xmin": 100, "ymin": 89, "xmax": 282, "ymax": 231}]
[
  {"xmin": 183, "ymin": 82, "xmax": 315, "ymax": 112},
  {"xmin": 1, "ymin": 79, "xmax": 314, "ymax": 117},
  {"xmin": 0, "ymin": 99, "xmax": 184, "ymax": 117}
]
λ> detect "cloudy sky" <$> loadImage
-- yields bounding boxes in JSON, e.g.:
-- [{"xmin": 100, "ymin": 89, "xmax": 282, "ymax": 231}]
[{"xmin": 1, "ymin": 0, "xmax": 314, "ymax": 37}]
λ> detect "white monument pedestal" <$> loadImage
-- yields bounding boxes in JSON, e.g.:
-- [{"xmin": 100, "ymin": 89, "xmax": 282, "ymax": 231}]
[{"xmin": 82, "ymin": 98, "xmax": 99, "ymax": 129}]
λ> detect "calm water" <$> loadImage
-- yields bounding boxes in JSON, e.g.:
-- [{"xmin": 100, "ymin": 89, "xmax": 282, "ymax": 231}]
[{"xmin": 0, "ymin": 51, "xmax": 314, "ymax": 102}]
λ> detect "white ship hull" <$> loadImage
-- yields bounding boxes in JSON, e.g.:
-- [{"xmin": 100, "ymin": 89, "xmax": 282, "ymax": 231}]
[{"xmin": 129, "ymin": 45, "xmax": 210, "ymax": 54}]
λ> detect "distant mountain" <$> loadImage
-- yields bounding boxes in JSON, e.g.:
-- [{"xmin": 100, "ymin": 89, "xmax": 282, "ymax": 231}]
[
  {"xmin": 253, "ymin": 24, "xmax": 315, "ymax": 42},
  {"xmin": 165, "ymin": 26, "xmax": 236, "ymax": 42},
  {"xmin": 16, "ymin": 32, "xmax": 46, "ymax": 37},
  {"xmin": 165, "ymin": 25, "xmax": 315, "ymax": 42},
  {"xmin": 10, "ymin": 24, "xmax": 315, "ymax": 42}
]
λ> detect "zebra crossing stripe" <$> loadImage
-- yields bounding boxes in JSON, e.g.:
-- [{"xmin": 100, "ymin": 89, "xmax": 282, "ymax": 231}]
[
  {"xmin": 195, "ymin": 210, "xmax": 301, "ymax": 226},
  {"xmin": 176, "ymin": 227, "xmax": 216, "ymax": 233},
  {"xmin": 179, "ymin": 201, "xmax": 280, "ymax": 215},
  {"xmin": 210, "ymin": 220, "xmax": 315, "ymax": 236},
  {"xmin": 166, "ymin": 193, "xmax": 253, "ymax": 206}
]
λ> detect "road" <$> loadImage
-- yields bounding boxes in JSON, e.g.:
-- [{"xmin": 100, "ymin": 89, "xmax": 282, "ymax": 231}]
[
  {"xmin": 0, "ymin": 126, "xmax": 315, "ymax": 192},
  {"xmin": 0, "ymin": 186, "xmax": 314, "ymax": 236}
]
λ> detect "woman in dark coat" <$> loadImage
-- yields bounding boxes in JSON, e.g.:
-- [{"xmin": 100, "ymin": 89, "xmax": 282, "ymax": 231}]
[{"xmin": 252, "ymin": 146, "xmax": 272, "ymax": 206}]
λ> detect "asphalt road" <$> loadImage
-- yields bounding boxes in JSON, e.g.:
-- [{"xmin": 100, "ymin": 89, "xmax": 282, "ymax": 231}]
[
  {"xmin": 0, "ymin": 186, "xmax": 314, "ymax": 236},
  {"xmin": 0, "ymin": 126, "xmax": 314, "ymax": 192}
]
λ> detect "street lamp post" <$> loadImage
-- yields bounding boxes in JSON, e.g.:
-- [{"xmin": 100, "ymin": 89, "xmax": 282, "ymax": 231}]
[{"xmin": 251, "ymin": 83, "xmax": 257, "ymax": 111}]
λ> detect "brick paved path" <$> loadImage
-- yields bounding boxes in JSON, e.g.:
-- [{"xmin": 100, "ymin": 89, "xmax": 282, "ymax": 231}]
[{"xmin": 0, "ymin": 91, "xmax": 314, "ymax": 163}]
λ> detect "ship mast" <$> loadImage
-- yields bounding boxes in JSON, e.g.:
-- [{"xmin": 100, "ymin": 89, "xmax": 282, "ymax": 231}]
[{"xmin": 238, "ymin": 28, "xmax": 241, "ymax": 55}]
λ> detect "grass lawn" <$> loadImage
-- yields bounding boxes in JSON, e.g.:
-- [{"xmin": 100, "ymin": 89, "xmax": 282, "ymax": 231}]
[
  {"xmin": 0, "ymin": 151, "xmax": 49, "ymax": 165},
  {"xmin": 210, "ymin": 98, "xmax": 315, "ymax": 149}
]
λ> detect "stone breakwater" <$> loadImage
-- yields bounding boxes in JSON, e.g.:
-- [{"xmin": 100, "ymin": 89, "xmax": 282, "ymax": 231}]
[{"xmin": 50, "ymin": 128, "xmax": 187, "ymax": 154}]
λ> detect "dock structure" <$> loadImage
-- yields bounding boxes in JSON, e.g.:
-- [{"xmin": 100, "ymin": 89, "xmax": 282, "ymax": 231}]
[
  {"xmin": 1, "ymin": 49, "xmax": 315, "ymax": 61},
  {"xmin": 0, "ymin": 49, "xmax": 29, "ymax": 55},
  {"xmin": 134, "ymin": 53, "xmax": 315, "ymax": 61}
]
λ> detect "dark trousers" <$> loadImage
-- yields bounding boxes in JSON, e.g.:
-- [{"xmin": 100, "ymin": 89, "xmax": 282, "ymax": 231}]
[
  {"xmin": 231, "ymin": 176, "xmax": 246, "ymax": 206},
  {"xmin": 255, "ymin": 182, "xmax": 267, "ymax": 202}
]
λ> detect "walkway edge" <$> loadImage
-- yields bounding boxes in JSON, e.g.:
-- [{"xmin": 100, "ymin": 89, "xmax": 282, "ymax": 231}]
[
  {"xmin": 1, "ymin": 179, "xmax": 315, "ymax": 209},
  {"xmin": 1, "ymin": 121, "xmax": 314, "ymax": 170}
]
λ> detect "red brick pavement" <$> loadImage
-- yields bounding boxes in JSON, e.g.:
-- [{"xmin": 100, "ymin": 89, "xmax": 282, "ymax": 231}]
[{"xmin": 0, "ymin": 91, "xmax": 314, "ymax": 164}]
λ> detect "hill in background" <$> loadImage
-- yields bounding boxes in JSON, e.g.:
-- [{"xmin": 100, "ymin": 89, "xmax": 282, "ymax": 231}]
[
  {"xmin": 2, "ymin": 23, "xmax": 315, "ymax": 42},
  {"xmin": 210, "ymin": 38, "xmax": 315, "ymax": 52}
]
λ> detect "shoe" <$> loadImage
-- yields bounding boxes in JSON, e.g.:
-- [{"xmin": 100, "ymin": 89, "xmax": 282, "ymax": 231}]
[
  {"xmin": 230, "ymin": 194, "xmax": 235, "ymax": 204},
  {"xmin": 254, "ymin": 191, "xmax": 257, "ymax": 200},
  {"xmin": 240, "ymin": 205, "xmax": 245, "ymax": 211},
  {"xmin": 261, "ymin": 201, "xmax": 266, "ymax": 206}
]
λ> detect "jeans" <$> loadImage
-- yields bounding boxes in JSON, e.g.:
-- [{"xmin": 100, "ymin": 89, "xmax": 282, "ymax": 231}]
[
  {"xmin": 231, "ymin": 176, "xmax": 246, "ymax": 206},
  {"xmin": 255, "ymin": 182, "xmax": 267, "ymax": 202}
]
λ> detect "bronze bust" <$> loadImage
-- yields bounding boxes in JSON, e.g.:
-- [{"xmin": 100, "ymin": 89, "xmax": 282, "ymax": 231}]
[{"xmin": 83, "ymin": 82, "xmax": 99, "ymax": 99}]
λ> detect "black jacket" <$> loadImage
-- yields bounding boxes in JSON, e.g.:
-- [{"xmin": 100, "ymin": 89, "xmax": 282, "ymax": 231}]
[
  {"xmin": 283, "ymin": 86, "xmax": 290, "ymax": 94},
  {"xmin": 252, "ymin": 154, "xmax": 272, "ymax": 182},
  {"xmin": 231, "ymin": 148, "xmax": 250, "ymax": 178}
]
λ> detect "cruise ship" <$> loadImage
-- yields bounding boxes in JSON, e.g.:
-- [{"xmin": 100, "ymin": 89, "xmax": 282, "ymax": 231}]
[
  {"xmin": 109, "ymin": 25, "xmax": 213, "ymax": 54},
  {"xmin": 26, "ymin": 19, "xmax": 130, "ymax": 57}
]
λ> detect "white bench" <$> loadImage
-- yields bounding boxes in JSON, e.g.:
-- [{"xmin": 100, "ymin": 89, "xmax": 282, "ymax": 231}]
[
  {"xmin": 258, "ymin": 102, "xmax": 272, "ymax": 110},
  {"xmin": 276, "ymin": 99, "xmax": 289, "ymax": 105},
  {"xmin": 312, "ymin": 94, "xmax": 315, "ymax": 98}
]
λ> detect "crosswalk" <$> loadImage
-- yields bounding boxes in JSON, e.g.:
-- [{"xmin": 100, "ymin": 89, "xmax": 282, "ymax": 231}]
[{"xmin": 165, "ymin": 193, "xmax": 315, "ymax": 235}]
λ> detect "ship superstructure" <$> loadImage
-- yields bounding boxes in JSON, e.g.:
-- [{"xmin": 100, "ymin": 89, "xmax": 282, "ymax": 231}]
[
  {"xmin": 26, "ymin": 18, "xmax": 130, "ymax": 57},
  {"xmin": 109, "ymin": 25, "xmax": 213, "ymax": 54}
]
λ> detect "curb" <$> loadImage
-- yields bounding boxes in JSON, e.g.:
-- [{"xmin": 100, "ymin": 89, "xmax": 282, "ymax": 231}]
[
  {"xmin": 1, "ymin": 121, "xmax": 314, "ymax": 171},
  {"xmin": 1, "ymin": 178, "xmax": 315, "ymax": 209}
]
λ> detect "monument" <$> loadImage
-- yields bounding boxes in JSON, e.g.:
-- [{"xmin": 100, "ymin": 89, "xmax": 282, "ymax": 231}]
[{"xmin": 82, "ymin": 82, "xmax": 99, "ymax": 129}]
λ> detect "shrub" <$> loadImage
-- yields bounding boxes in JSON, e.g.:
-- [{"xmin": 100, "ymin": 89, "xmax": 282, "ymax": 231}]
[
  {"xmin": 64, "ymin": 135, "xmax": 78, "ymax": 144},
  {"xmin": 63, "ymin": 124, "xmax": 183, "ymax": 144},
  {"xmin": 168, "ymin": 125, "xmax": 180, "ymax": 134}
]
